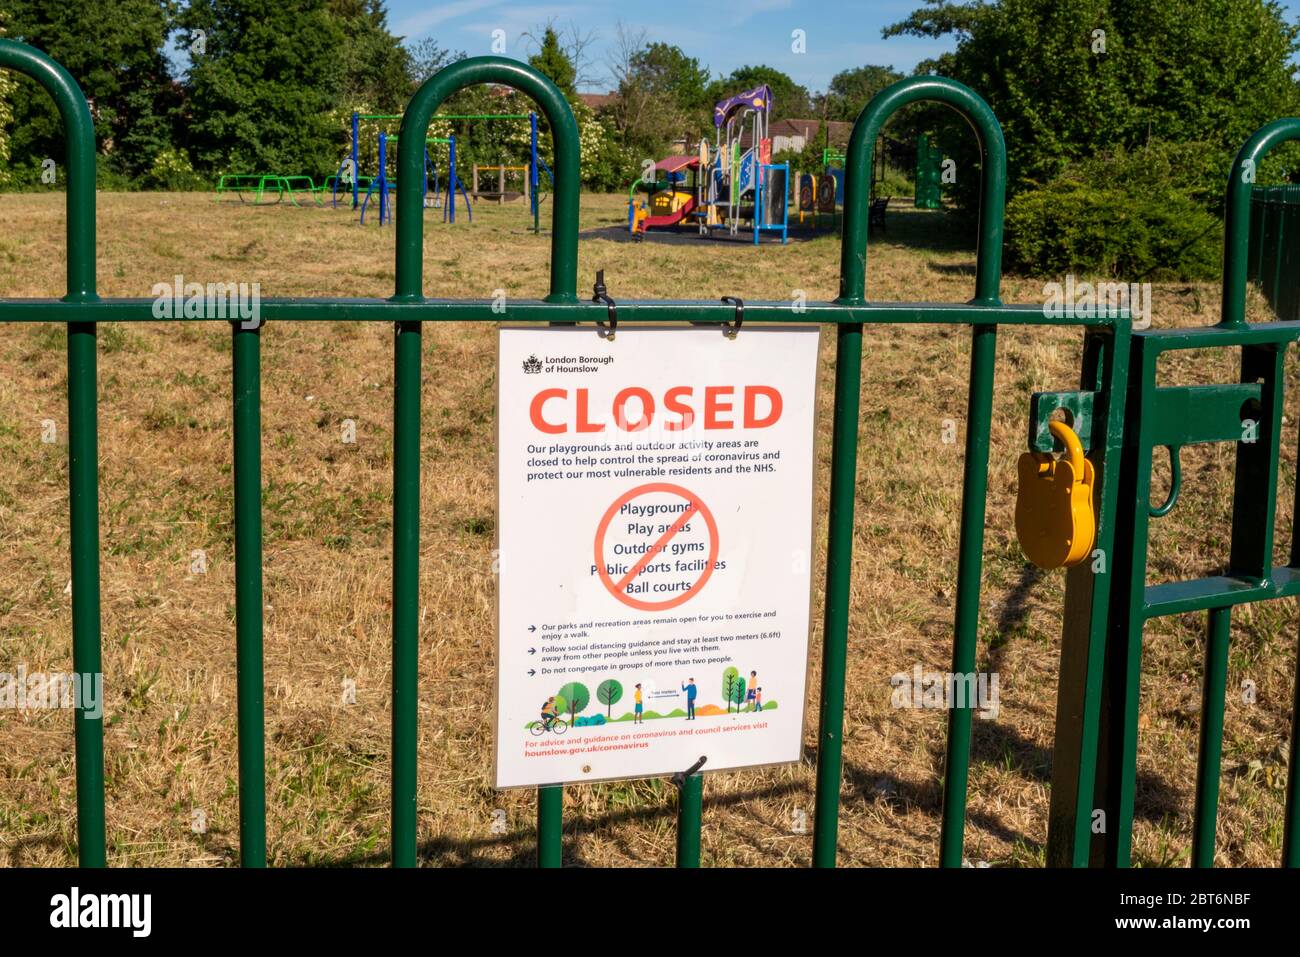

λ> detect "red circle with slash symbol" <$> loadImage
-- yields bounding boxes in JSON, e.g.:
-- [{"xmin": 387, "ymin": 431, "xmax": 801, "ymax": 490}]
[{"xmin": 593, "ymin": 482, "xmax": 720, "ymax": 611}]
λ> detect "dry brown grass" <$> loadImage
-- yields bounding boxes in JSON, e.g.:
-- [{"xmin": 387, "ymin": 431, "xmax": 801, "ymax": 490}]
[{"xmin": 0, "ymin": 190, "xmax": 1295, "ymax": 867}]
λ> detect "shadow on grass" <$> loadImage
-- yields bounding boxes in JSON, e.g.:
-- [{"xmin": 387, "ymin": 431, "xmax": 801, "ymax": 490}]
[
  {"xmin": 292, "ymin": 711, "xmax": 1186, "ymax": 867},
  {"xmin": 297, "ymin": 778, "xmax": 810, "ymax": 867},
  {"xmin": 870, "ymin": 205, "xmax": 974, "ymax": 255}
]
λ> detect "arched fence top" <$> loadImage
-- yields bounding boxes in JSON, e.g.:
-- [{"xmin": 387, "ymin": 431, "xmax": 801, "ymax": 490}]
[
  {"xmin": 395, "ymin": 56, "xmax": 581, "ymax": 303},
  {"xmin": 838, "ymin": 76, "xmax": 1006, "ymax": 307},
  {"xmin": 0, "ymin": 38, "xmax": 97, "ymax": 302},
  {"xmin": 1220, "ymin": 116, "xmax": 1300, "ymax": 329}
]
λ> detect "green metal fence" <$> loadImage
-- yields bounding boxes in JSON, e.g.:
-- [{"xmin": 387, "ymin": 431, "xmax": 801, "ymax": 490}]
[
  {"xmin": 0, "ymin": 36, "xmax": 1294, "ymax": 869},
  {"xmin": 1247, "ymin": 183, "xmax": 1300, "ymax": 323}
]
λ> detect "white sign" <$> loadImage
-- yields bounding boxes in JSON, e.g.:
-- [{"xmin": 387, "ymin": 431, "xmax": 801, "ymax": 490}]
[{"xmin": 494, "ymin": 325, "xmax": 819, "ymax": 788}]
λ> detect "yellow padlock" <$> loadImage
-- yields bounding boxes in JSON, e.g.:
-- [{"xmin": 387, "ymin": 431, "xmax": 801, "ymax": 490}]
[{"xmin": 1015, "ymin": 420, "xmax": 1096, "ymax": 569}]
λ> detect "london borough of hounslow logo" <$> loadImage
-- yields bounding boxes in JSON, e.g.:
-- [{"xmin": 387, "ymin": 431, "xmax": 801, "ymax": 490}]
[{"xmin": 522, "ymin": 354, "xmax": 542, "ymax": 374}]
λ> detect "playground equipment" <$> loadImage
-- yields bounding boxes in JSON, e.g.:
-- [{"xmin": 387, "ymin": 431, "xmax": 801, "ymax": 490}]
[
  {"xmin": 791, "ymin": 146, "xmax": 849, "ymax": 231},
  {"xmin": 796, "ymin": 170, "xmax": 841, "ymax": 229},
  {"xmin": 8, "ymin": 37, "xmax": 1300, "ymax": 873},
  {"xmin": 215, "ymin": 174, "xmax": 328, "ymax": 206},
  {"xmin": 915, "ymin": 133, "xmax": 943, "ymax": 209},
  {"xmin": 469, "ymin": 111, "xmax": 556, "ymax": 230},
  {"xmin": 471, "ymin": 162, "xmax": 529, "ymax": 202},
  {"xmin": 629, "ymin": 85, "xmax": 788, "ymax": 243},
  {"xmin": 340, "ymin": 109, "xmax": 552, "ymax": 231},
  {"xmin": 355, "ymin": 130, "xmax": 471, "ymax": 226}
]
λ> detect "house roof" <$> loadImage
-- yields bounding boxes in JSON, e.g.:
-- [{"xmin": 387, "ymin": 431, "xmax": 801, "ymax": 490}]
[
  {"xmin": 579, "ymin": 91, "xmax": 619, "ymax": 110},
  {"xmin": 770, "ymin": 118, "xmax": 853, "ymax": 147}
]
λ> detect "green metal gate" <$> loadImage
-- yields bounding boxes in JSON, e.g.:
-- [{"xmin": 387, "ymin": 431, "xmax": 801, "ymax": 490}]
[
  {"xmin": 0, "ymin": 36, "xmax": 1293, "ymax": 869},
  {"xmin": 1046, "ymin": 121, "xmax": 1300, "ymax": 867}
]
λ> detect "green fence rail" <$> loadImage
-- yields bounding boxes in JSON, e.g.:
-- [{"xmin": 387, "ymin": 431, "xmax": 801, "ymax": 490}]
[{"xmin": 1, "ymin": 35, "xmax": 1296, "ymax": 869}]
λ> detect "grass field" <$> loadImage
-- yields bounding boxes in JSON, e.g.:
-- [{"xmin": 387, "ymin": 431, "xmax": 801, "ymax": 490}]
[{"xmin": 0, "ymin": 190, "xmax": 1295, "ymax": 867}]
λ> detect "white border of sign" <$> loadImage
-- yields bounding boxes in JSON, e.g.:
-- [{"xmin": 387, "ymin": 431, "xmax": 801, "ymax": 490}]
[{"xmin": 493, "ymin": 324, "xmax": 821, "ymax": 789}]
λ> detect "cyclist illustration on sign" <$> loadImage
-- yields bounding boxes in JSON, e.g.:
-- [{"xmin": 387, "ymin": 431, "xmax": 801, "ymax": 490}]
[{"xmin": 531, "ymin": 696, "xmax": 567, "ymax": 735}]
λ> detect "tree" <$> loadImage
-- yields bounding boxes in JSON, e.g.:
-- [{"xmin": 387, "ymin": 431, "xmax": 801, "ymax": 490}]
[
  {"xmin": 329, "ymin": 0, "xmax": 411, "ymax": 112},
  {"xmin": 407, "ymin": 37, "xmax": 464, "ymax": 89},
  {"xmin": 721, "ymin": 668, "xmax": 746, "ymax": 713},
  {"xmin": 608, "ymin": 27, "xmax": 713, "ymax": 156},
  {"xmin": 528, "ymin": 27, "xmax": 577, "ymax": 100},
  {"xmin": 1, "ymin": 0, "xmax": 178, "ymax": 185},
  {"xmin": 884, "ymin": 0, "xmax": 1300, "ymax": 215},
  {"xmin": 179, "ymin": 0, "xmax": 346, "ymax": 178},
  {"xmin": 631, "ymin": 42, "xmax": 711, "ymax": 115},
  {"xmin": 524, "ymin": 19, "xmax": 598, "ymax": 93},
  {"xmin": 557, "ymin": 682, "xmax": 590, "ymax": 723},
  {"xmin": 0, "ymin": 22, "xmax": 15, "ymax": 188},
  {"xmin": 824, "ymin": 65, "xmax": 905, "ymax": 122},
  {"xmin": 596, "ymin": 679, "xmax": 623, "ymax": 717}
]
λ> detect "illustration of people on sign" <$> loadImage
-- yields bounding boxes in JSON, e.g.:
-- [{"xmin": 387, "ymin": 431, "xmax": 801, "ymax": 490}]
[
  {"xmin": 634, "ymin": 683, "xmax": 644, "ymax": 724},
  {"xmin": 746, "ymin": 670, "xmax": 758, "ymax": 711},
  {"xmin": 540, "ymin": 696, "xmax": 560, "ymax": 731},
  {"xmin": 754, "ymin": 687, "xmax": 763, "ymax": 712},
  {"xmin": 681, "ymin": 678, "xmax": 697, "ymax": 720}
]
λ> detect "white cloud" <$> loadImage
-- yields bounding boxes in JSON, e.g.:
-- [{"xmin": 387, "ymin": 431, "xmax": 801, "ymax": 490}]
[{"xmin": 395, "ymin": 0, "xmax": 508, "ymax": 38}]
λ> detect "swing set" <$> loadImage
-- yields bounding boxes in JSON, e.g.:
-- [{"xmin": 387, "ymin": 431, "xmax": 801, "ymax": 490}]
[
  {"xmin": 336, "ymin": 109, "xmax": 555, "ymax": 231},
  {"xmin": 353, "ymin": 131, "xmax": 472, "ymax": 226}
]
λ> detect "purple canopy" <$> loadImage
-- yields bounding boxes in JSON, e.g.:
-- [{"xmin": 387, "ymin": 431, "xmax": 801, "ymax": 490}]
[{"xmin": 713, "ymin": 85, "xmax": 772, "ymax": 127}]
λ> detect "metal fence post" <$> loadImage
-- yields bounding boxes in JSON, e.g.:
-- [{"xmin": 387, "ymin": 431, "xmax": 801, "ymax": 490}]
[{"xmin": 232, "ymin": 319, "xmax": 267, "ymax": 867}]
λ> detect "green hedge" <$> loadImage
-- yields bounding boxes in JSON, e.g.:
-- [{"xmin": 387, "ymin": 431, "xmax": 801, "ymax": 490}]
[{"xmin": 1004, "ymin": 143, "xmax": 1224, "ymax": 280}]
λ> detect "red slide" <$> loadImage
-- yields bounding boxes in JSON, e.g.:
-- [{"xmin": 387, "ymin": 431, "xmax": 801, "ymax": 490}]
[{"xmin": 640, "ymin": 196, "xmax": 697, "ymax": 231}]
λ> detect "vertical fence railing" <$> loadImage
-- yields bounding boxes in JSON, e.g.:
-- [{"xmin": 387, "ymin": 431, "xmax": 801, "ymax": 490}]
[
  {"xmin": 0, "ymin": 39, "xmax": 105, "ymax": 868},
  {"xmin": 394, "ymin": 57, "xmax": 582, "ymax": 868},
  {"xmin": 231, "ymin": 317, "xmax": 267, "ymax": 866},
  {"xmin": 821, "ymin": 77, "xmax": 1011, "ymax": 868},
  {"xmin": 1247, "ymin": 184, "xmax": 1300, "ymax": 323}
]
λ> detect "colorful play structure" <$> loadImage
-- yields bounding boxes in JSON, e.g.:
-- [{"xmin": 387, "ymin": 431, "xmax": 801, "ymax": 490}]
[
  {"xmin": 794, "ymin": 147, "xmax": 847, "ymax": 230},
  {"xmin": 628, "ymin": 85, "xmax": 789, "ymax": 244},
  {"xmin": 338, "ymin": 110, "xmax": 553, "ymax": 230}
]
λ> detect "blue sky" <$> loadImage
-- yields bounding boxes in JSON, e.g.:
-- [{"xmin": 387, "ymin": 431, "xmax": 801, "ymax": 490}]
[{"xmin": 386, "ymin": 0, "xmax": 963, "ymax": 94}]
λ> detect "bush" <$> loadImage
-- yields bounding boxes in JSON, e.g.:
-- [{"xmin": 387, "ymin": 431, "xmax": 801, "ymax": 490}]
[
  {"xmin": 579, "ymin": 116, "xmax": 639, "ymax": 193},
  {"xmin": 1004, "ymin": 143, "xmax": 1225, "ymax": 280},
  {"xmin": 141, "ymin": 148, "xmax": 208, "ymax": 192},
  {"xmin": 1067, "ymin": 140, "xmax": 1228, "ymax": 212}
]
